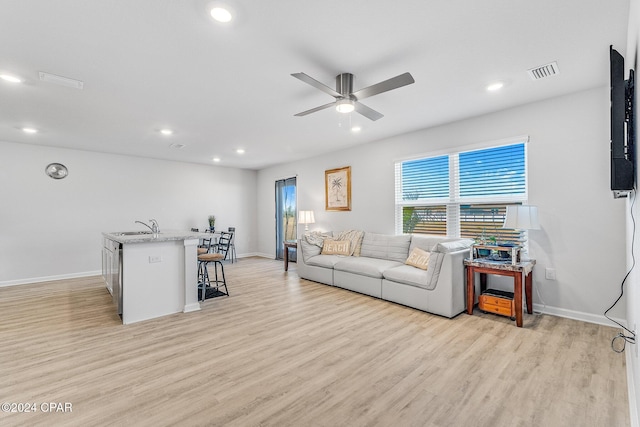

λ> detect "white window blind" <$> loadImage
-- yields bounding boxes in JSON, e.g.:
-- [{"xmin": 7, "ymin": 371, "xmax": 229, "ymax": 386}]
[{"xmin": 395, "ymin": 140, "xmax": 528, "ymax": 243}]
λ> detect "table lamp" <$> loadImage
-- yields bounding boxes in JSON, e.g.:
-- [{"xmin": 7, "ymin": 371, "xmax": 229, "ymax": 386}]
[
  {"xmin": 502, "ymin": 205, "xmax": 540, "ymax": 260},
  {"xmin": 298, "ymin": 210, "xmax": 315, "ymax": 231}
]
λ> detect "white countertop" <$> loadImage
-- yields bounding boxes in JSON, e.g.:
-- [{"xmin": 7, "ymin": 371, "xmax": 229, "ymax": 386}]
[{"xmin": 102, "ymin": 230, "xmax": 211, "ymax": 244}]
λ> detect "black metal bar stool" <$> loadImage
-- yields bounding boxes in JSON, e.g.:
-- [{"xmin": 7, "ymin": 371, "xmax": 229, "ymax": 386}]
[{"xmin": 197, "ymin": 252, "xmax": 229, "ymax": 301}]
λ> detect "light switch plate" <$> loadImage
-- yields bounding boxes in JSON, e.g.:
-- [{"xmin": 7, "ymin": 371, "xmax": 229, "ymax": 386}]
[{"xmin": 545, "ymin": 268, "xmax": 556, "ymax": 280}]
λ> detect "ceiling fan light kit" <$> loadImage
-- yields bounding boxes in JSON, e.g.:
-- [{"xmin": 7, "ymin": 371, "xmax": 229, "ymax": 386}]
[
  {"xmin": 336, "ymin": 99, "xmax": 355, "ymax": 113},
  {"xmin": 292, "ymin": 71, "xmax": 415, "ymax": 121}
]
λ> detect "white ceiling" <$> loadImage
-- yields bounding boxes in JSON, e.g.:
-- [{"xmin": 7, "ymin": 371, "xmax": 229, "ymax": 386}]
[{"xmin": 0, "ymin": 0, "xmax": 630, "ymax": 169}]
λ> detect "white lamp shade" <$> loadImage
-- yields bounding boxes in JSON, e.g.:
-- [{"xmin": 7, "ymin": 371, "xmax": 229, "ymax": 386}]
[
  {"xmin": 298, "ymin": 210, "xmax": 315, "ymax": 224},
  {"xmin": 502, "ymin": 205, "xmax": 540, "ymax": 230},
  {"xmin": 336, "ymin": 99, "xmax": 355, "ymax": 113}
]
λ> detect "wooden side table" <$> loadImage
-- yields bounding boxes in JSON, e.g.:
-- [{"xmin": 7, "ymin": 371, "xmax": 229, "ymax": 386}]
[
  {"xmin": 283, "ymin": 241, "xmax": 297, "ymax": 271},
  {"xmin": 464, "ymin": 258, "xmax": 536, "ymax": 327}
]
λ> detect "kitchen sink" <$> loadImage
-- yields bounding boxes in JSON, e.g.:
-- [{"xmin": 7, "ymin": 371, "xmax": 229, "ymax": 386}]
[{"xmin": 116, "ymin": 231, "xmax": 154, "ymax": 236}]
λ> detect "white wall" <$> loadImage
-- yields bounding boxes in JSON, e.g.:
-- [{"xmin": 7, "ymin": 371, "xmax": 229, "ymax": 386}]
[
  {"xmin": 0, "ymin": 141, "xmax": 257, "ymax": 285},
  {"xmin": 258, "ymin": 86, "xmax": 627, "ymax": 323},
  {"xmin": 626, "ymin": 0, "xmax": 640, "ymax": 425}
]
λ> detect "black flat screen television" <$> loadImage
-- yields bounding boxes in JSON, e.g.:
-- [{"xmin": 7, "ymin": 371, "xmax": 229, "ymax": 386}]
[{"xmin": 610, "ymin": 45, "xmax": 635, "ymax": 197}]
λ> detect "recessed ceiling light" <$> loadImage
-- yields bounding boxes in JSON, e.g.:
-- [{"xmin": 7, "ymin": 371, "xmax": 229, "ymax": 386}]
[
  {"xmin": 486, "ymin": 82, "xmax": 504, "ymax": 91},
  {"xmin": 236, "ymin": 148, "xmax": 245, "ymax": 154},
  {"xmin": 160, "ymin": 129, "xmax": 173, "ymax": 135},
  {"xmin": 0, "ymin": 74, "xmax": 22, "ymax": 83},
  {"xmin": 211, "ymin": 7, "xmax": 232, "ymax": 22},
  {"xmin": 351, "ymin": 126, "xmax": 362, "ymax": 133},
  {"xmin": 213, "ymin": 157, "xmax": 221, "ymax": 162},
  {"xmin": 22, "ymin": 127, "xmax": 38, "ymax": 134}
]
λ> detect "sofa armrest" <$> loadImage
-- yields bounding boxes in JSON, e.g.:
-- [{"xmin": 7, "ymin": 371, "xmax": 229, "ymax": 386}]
[
  {"xmin": 436, "ymin": 248, "xmax": 469, "ymax": 311},
  {"xmin": 439, "ymin": 248, "xmax": 469, "ymax": 282}
]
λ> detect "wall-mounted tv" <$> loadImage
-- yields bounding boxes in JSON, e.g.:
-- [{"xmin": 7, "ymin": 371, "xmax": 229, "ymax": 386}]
[{"xmin": 610, "ymin": 45, "xmax": 635, "ymax": 198}]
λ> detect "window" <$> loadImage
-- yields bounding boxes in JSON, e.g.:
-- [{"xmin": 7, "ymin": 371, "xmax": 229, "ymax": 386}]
[
  {"xmin": 395, "ymin": 139, "xmax": 528, "ymax": 244},
  {"xmin": 275, "ymin": 177, "xmax": 296, "ymax": 260}
]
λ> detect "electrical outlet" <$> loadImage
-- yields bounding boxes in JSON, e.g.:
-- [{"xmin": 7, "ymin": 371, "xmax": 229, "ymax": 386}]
[
  {"xmin": 149, "ymin": 255, "xmax": 162, "ymax": 263},
  {"xmin": 545, "ymin": 268, "xmax": 556, "ymax": 280}
]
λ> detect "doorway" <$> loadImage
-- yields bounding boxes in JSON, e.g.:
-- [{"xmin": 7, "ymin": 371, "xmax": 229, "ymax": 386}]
[{"xmin": 275, "ymin": 177, "xmax": 296, "ymax": 261}]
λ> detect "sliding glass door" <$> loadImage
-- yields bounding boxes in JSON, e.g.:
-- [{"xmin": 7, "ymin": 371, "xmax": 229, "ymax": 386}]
[{"xmin": 275, "ymin": 177, "xmax": 297, "ymax": 260}]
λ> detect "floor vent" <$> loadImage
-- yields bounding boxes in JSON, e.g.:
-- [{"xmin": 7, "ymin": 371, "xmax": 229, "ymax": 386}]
[{"xmin": 527, "ymin": 61, "xmax": 559, "ymax": 80}]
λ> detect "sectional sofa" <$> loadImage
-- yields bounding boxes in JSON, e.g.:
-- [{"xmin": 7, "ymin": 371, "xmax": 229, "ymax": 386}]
[{"xmin": 296, "ymin": 232, "xmax": 474, "ymax": 318}]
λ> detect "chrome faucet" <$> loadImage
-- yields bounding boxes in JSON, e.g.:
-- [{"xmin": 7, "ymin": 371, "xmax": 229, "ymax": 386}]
[{"xmin": 135, "ymin": 219, "xmax": 160, "ymax": 234}]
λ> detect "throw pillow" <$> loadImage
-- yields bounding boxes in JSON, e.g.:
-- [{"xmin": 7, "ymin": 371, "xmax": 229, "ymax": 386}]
[
  {"xmin": 304, "ymin": 231, "xmax": 332, "ymax": 247},
  {"xmin": 335, "ymin": 230, "xmax": 365, "ymax": 256},
  {"xmin": 405, "ymin": 247, "xmax": 430, "ymax": 270},
  {"xmin": 321, "ymin": 239, "xmax": 351, "ymax": 255}
]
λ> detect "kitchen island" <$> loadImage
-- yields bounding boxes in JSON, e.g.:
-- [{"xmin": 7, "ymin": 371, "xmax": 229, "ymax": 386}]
[{"xmin": 102, "ymin": 231, "xmax": 201, "ymax": 324}]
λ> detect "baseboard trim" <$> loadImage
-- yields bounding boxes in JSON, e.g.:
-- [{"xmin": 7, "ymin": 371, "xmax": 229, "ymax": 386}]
[
  {"xmin": 0, "ymin": 270, "xmax": 102, "ymax": 288},
  {"xmin": 626, "ymin": 347, "xmax": 640, "ymax": 427},
  {"xmin": 183, "ymin": 303, "xmax": 201, "ymax": 313},
  {"xmin": 0, "ymin": 255, "xmax": 274, "ymax": 288},
  {"xmin": 532, "ymin": 303, "xmax": 626, "ymax": 328},
  {"xmin": 252, "ymin": 252, "xmax": 275, "ymax": 259}
]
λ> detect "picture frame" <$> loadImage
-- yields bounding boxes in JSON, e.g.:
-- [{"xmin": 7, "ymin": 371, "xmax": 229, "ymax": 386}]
[{"xmin": 325, "ymin": 166, "xmax": 351, "ymax": 211}]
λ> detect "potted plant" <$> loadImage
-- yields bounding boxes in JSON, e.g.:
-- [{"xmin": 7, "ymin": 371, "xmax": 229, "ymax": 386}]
[{"xmin": 208, "ymin": 215, "xmax": 216, "ymax": 232}]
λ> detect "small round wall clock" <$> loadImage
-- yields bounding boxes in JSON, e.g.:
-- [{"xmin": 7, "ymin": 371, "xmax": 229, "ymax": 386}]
[{"xmin": 45, "ymin": 163, "xmax": 68, "ymax": 179}]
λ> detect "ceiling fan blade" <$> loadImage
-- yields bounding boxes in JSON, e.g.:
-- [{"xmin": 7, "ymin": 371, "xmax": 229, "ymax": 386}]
[
  {"xmin": 291, "ymin": 72, "xmax": 342, "ymax": 98},
  {"xmin": 352, "ymin": 72, "xmax": 415, "ymax": 100},
  {"xmin": 354, "ymin": 102, "xmax": 384, "ymax": 121},
  {"xmin": 294, "ymin": 101, "xmax": 336, "ymax": 117}
]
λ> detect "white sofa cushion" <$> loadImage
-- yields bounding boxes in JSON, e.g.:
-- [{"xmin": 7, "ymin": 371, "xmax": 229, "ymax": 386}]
[
  {"xmin": 306, "ymin": 254, "xmax": 344, "ymax": 268},
  {"xmin": 383, "ymin": 265, "xmax": 430, "ymax": 289},
  {"xmin": 383, "ymin": 250, "xmax": 443, "ymax": 291},
  {"xmin": 334, "ymin": 257, "xmax": 403, "ymax": 279},
  {"xmin": 360, "ymin": 233, "xmax": 411, "ymax": 262}
]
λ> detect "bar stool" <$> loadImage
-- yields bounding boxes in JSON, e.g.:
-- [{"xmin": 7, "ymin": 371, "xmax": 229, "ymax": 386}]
[
  {"xmin": 197, "ymin": 252, "xmax": 229, "ymax": 301},
  {"xmin": 198, "ymin": 237, "xmax": 213, "ymax": 255},
  {"xmin": 227, "ymin": 227, "xmax": 237, "ymax": 263}
]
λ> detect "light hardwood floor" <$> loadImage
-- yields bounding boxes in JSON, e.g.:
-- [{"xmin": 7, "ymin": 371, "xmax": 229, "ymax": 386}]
[{"xmin": 0, "ymin": 257, "xmax": 630, "ymax": 427}]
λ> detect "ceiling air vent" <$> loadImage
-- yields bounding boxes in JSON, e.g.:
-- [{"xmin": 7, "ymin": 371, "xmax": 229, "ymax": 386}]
[
  {"xmin": 39, "ymin": 71, "xmax": 84, "ymax": 89},
  {"xmin": 169, "ymin": 143, "xmax": 186, "ymax": 149},
  {"xmin": 527, "ymin": 61, "xmax": 559, "ymax": 81}
]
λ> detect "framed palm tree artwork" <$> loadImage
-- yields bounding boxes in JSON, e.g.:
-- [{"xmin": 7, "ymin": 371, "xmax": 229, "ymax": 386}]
[{"xmin": 325, "ymin": 166, "xmax": 351, "ymax": 211}]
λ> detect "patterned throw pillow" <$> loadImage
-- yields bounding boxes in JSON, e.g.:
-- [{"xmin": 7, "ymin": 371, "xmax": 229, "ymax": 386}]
[
  {"xmin": 405, "ymin": 247, "xmax": 430, "ymax": 270},
  {"xmin": 321, "ymin": 240, "xmax": 351, "ymax": 255},
  {"xmin": 335, "ymin": 230, "xmax": 365, "ymax": 256}
]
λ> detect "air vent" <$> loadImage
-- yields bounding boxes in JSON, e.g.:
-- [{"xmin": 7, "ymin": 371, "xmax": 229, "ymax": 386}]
[
  {"xmin": 169, "ymin": 143, "xmax": 186, "ymax": 149},
  {"xmin": 39, "ymin": 72, "xmax": 84, "ymax": 89},
  {"xmin": 527, "ymin": 61, "xmax": 559, "ymax": 80}
]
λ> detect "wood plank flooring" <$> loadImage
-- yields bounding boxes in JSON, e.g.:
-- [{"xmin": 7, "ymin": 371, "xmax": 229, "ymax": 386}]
[{"xmin": 0, "ymin": 257, "xmax": 630, "ymax": 426}]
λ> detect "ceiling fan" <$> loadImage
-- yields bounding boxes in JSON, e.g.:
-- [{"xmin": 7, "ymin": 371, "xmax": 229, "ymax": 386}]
[{"xmin": 291, "ymin": 71, "xmax": 415, "ymax": 121}]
